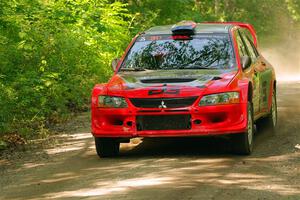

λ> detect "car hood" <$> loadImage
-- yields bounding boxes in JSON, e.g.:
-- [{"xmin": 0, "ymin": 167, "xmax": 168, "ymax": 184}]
[{"xmin": 106, "ymin": 69, "xmax": 238, "ymax": 98}]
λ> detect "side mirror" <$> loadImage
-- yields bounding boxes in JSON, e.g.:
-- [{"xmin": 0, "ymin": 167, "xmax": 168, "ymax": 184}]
[
  {"xmin": 241, "ymin": 56, "xmax": 252, "ymax": 69},
  {"xmin": 111, "ymin": 58, "xmax": 120, "ymax": 72}
]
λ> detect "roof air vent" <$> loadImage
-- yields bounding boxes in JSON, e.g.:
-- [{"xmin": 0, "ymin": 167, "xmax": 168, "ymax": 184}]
[{"xmin": 171, "ymin": 21, "xmax": 197, "ymax": 35}]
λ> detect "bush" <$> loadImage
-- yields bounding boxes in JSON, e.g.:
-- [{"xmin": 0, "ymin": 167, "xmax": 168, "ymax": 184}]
[{"xmin": 0, "ymin": 0, "xmax": 132, "ymax": 138}]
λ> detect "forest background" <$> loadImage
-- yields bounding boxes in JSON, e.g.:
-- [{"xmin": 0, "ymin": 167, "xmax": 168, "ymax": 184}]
[{"xmin": 0, "ymin": 0, "xmax": 299, "ymax": 143}]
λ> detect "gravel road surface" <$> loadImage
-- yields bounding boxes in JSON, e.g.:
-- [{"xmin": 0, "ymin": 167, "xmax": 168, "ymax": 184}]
[{"xmin": 1, "ymin": 82, "xmax": 300, "ymax": 200}]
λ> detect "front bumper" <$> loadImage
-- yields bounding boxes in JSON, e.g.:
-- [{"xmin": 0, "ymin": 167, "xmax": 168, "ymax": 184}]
[{"xmin": 91, "ymin": 103, "xmax": 248, "ymax": 138}]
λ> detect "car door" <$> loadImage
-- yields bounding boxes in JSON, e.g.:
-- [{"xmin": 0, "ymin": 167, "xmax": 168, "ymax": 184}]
[
  {"xmin": 235, "ymin": 30, "xmax": 260, "ymax": 116},
  {"xmin": 240, "ymin": 30, "xmax": 272, "ymax": 114}
]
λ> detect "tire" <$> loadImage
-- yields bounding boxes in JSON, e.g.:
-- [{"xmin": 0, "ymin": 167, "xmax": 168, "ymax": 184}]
[
  {"xmin": 256, "ymin": 90, "xmax": 278, "ymax": 132},
  {"xmin": 231, "ymin": 101, "xmax": 254, "ymax": 155},
  {"xmin": 94, "ymin": 137, "xmax": 120, "ymax": 158}
]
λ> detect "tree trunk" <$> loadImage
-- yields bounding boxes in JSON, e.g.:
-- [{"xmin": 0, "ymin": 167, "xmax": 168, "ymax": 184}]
[
  {"xmin": 215, "ymin": 0, "xmax": 220, "ymax": 16},
  {"xmin": 195, "ymin": 0, "xmax": 201, "ymax": 10}
]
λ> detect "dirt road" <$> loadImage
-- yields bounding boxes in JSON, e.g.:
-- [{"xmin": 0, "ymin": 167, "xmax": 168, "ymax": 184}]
[{"xmin": 1, "ymin": 82, "xmax": 300, "ymax": 200}]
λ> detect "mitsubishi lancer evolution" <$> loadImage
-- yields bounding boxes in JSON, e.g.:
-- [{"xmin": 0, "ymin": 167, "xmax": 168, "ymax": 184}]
[{"xmin": 91, "ymin": 21, "xmax": 277, "ymax": 157}]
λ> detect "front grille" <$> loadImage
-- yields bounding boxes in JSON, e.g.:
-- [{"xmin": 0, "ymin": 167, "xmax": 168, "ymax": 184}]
[
  {"xmin": 130, "ymin": 97, "xmax": 198, "ymax": 108},
  {"xmin": 136, "ymin": 115, "xmax": 191, "ymax": 131}
]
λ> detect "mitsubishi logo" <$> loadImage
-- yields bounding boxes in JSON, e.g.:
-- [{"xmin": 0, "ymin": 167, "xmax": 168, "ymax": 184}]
[{"xmin": 158, "ymin": 100, "xmax": 167, "ymax": 109}]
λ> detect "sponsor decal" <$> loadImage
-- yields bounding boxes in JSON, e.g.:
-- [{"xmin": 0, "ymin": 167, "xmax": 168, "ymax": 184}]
[{"xmin": 148, "ymin": 88, "xmax": 180, "ymax": 95}]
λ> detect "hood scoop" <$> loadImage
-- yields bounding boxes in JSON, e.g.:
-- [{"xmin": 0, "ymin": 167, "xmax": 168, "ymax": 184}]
[
  {"xmin": 140, "ymin": 78, "xmax": 196, "ymax": 84},
  {"xmin": 211, "ymin": 76, "xmax": 222, "ymax": 81}
]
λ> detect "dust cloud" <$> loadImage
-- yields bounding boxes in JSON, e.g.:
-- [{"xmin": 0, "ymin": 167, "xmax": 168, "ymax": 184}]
[{"xmin": 262, "ymin": 37, "xmax": 300, "ymax": 82}]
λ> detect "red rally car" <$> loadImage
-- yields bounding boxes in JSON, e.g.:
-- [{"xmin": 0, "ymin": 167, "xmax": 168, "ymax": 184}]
[{"xmin": 91, "ymin": 21, "xmax": 277, "ymax": 157}]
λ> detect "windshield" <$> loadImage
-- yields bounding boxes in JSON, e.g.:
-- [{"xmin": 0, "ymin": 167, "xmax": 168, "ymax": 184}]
[{"xmin": 120, "ymin": 34, "xmax": 236, "ymax": 71}]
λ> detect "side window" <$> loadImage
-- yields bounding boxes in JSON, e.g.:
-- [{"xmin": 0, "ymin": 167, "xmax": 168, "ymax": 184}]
[
  {"xmin": 243, "ymin": 29, "xmax": 258, "ymax": 55},
  {"xmin": 240, "ymin": 30, "xmax": 259, "ymax": 61},
  {"xmin": 246, "ymin": 35, "xmax": 259, "ymax": 57},
  {"xmin": 236, "ymin": 31, "xmax": 248, "ymax": 59}
]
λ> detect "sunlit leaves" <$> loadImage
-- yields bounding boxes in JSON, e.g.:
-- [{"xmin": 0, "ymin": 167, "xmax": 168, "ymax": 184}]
[
  {"xmin": 286, "ymin": 0, "xmax": 300, "ymax": 22},
  {"xmin": 0, "ymin": 0, "xmax": 132, "ymax": 136}
]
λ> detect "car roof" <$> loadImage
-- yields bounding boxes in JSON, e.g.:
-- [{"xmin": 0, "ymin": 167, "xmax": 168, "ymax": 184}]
[{"xmin": 144, "ymin": 23, "xmax": 233, "ymax": 35}]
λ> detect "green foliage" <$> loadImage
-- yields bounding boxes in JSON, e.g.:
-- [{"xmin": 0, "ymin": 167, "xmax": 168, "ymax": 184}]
[
  {"xmin": 125, "ymin": 0, "xmax": 300, "ymax": 41},
  {"xmin": 0, "ymin": 0, "xmax": 132, "ymax": 138},
  {"xmin": 0, "ymin": 139, "xmax": 8, "ymax": 150},
  {"xmin": 0, "ymin": 0, "xmax": 299, "ymax": 138}
]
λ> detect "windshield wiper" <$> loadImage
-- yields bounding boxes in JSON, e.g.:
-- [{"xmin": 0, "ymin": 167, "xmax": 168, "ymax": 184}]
[
  {"xmin": 120, "ymin": 68, "xmax": 147, "ymax": 71},
  {"xmin": 181, "ymin": 65, "xmax": 220, "ymax": 70},
  {"xmin": 184, "ymin": 56, "xmax": 221, "ymax": 70}
]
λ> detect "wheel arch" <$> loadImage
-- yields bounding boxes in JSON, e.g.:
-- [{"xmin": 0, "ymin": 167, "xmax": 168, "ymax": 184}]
[
  {"xmin": 247, "ymin": 82, "xmax": 253, "ymax": 103},
  {"xmin": 268, "ymin": 79, "xmax": 277, "ymax": 111},
  {"xmin": 237, "ymin": 78, "xmax": 253, "ymax": 104},
  {"xmin": 273, "ymin": 80, "xmax": 277, "ymax": 93}
]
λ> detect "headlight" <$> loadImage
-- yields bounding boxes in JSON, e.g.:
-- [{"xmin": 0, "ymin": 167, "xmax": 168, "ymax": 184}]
[
  {"xmin": 199, "ymin": 92, "xmax": 240, "ymax": 106},
  {"xmin": 98, "ymin": 96, "xmax": 128, "ymax": 108}
]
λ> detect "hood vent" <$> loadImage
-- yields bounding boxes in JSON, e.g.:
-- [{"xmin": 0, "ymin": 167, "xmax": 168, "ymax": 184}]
[
  {"xmin": 211, "ymin": 76, "xmax": 222, "ymax": 81},
  {"xmin": 140, "ymin": 78, "xmax": 196, "ymax": 84}
]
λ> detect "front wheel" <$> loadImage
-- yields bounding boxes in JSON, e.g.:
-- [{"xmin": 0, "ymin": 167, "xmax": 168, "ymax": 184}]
[
  {"xmin": 231, "ymin": 101, "xmax": 254, "ymax": 155},
  {"xmin": 95, "ymin": 137, "xmax": 120, "ymax": 158}
]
